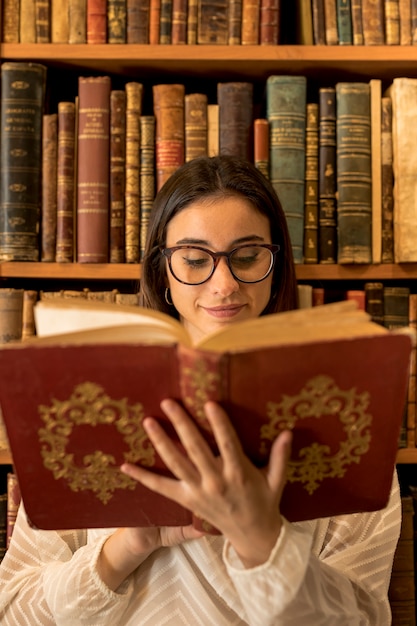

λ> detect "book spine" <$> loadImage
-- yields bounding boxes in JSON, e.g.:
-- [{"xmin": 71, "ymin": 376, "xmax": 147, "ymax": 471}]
[
  {"xmin": 127, "ymin": 0, "xmax": 150, "ymax": 42},
  {"xmin": 0, "ymin": 62, "xmax": 46, "ymax": 261},
  {"xmin": 364, "ymin": 281, "xmax": 384, "ymax": 325},
  {"xmin": 303, "ymin": 103, "xmax": 319, "ymax": 265},
  {"xmin": 35, "ymin": 0, "xmax": 51, "ymax": 42},
  {"xmin": 259, "ymin": 0, "xmax": 279, "ymax": 44},
  {"xmin": 140, "ymin": 115, "xmax": 156, "ymax": 260},
  {"xmin": 254, "ymin": 118, "xmax": 270, "ymax": 179},
  {"xmin": 207, "ymin": 104, "xmax": 219, "ymax": 157},
  {"xmin": 153, "ymin": 83, "xmax": 185, "ymax": 191},
  {"xmin": 197, "ymin": 0, "xmax": 228, "ymax": 43},
  {"xmin": 110, "ymin": 90, "xmax": 127, "ymax": 264},
  {"xmin": 336, "ymin": 0, "xmax": 353, "ymax": 44},
  {"xmin": 311, "ymin": 0, "xmax": 326, "ymax": 44},
  {"xmin": 362, "ymin": 0, "xmax": 385, "ymax": 44},
  {"xmin": 186, "ymin": 0, "xmax": 198, "ymax": 42},
  {"xmin": 383, "ymin": 286, "xmax": 410, "ymax": 329},
  {"xmin": 350, "ymin": 0, "xmax": 364, "ymax": 44},
  {"xmin": 336, "ymin": 82, "xmax": 372, "ymax": 264},
  {"xmin": 296, "ymin": 0, "xmax": 314, "ymax": 45},
  {"xmin": 0, "ymin": 289, "xmax": 24, "ymax": 343},
  {"xmin": 77, "ymin": 76, "xmax": 111, "ymax": 263},
  {"xmin": 399, "ymin": 0, "xmax": 412, "ymax": 44},
  {"xmin": 385, "ymin": 0, "xmax": 401, "ymax": 44},
  {"xmin": 241, "ymin": 0, "xmax": 260, "ymax": 44},
  {"xmin": 0, "ymin": 494, "xmax": 7, "ymax": 563},
  {"xmin": 184, "ymin": 93, "xmax": 208, "ymax": 162},
  {"xmin": 228, "ymin": 0, "xmax": 242, "ymax": 44},
  {"xmin": 56, "ymin": 102, "xmax": 76, "ymax": 263},
  {"xmin": 107, "ymin": 0, "xmax": 127, "ymax": 43},
  {"xmin": 41, "ymin": 113, "xmax": 58, "ymax": 262},
  {"xmin": 407, "ymin": 293, "xmax": 417, "ymax": 448},
  {"xmin": 87, "ymin": 0, "xmax": 107, "ymax": 43},
  {"xmin": 217, "ymin": 81, "xmax": 254, "ymax": 161},
  {"xmin": 51, "ymin": 0, "xmax": 69, "ymax": 42},
  {"xmin": 22, "ymin": 289, "xmax": 38, "ymax": 340},
  {"xmin": 159, "ymin": 0, "xmax": 172, "ymax": 43},
  {"xmin": 318, "ymin": 87, "xmax": 337, "ymax": 264},
  {"xmin": 69, "ymin": 0, "xmax": 87, "ymax": 42},
  {"xmin": 323, "ymin": 0, "xmax": 339, "ymax": 44},
  {"xmin": 267, "ymin": 75, "xmax": 307, "ymax": 264},
  {"xmin": 3, "ymin": 0, "xmax": 20, "ymax": 42},
  {"xmin": 125, "ymin": 82, "xmax": 143, "ymax": 264},
  {"xmin": 20, "ymin": 0, "xmax": 37, "ymax": 42},
  {"xmin": 149, "ymin": 0, "xmax": 161, "ymax": 43},
  {"xmin": 381, "ymin": 96, "xmax": 394, "ymax": 264},
  {"xmin": 172, "ymin": 0, "xmax": 187, "ymax": 43},
  {"xmin": 412, "ymin": 0, "xmax": 417, "ymax": 42},
  {"xmin": 370, "ymin": 78, "xmax": 382, "ymax": 265},
  {"xmin": 6, "ymin": 473, "xmax": 21, "ymax": 549}
]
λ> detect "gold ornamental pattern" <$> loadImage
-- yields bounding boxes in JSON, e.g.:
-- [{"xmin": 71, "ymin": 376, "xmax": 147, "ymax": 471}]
[{"xmin": 38, "ymin": 382, "xmax": 153, "ymax": 504}]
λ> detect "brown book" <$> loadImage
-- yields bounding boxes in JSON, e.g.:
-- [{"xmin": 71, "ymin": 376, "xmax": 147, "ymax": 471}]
[
  {"xmin": 362, "ymin": 0, "xmax": 385, "ymax": 44},
  {"xmin": 87, "ymin": 0, "xmax": 107, "ymax": 43},
  {"xmin": 217, "ymin": 82, "xmax": 254, "ymax": 161},
  {"xmin": 22, "ymin": 290, "xmax": 38, "ymax": 340},
  {"xmin": 303, "ymin": 103, "xmax": 319, "ymax": 265},
  {"xmin": 172, "ymin": 0, "xmax": 187, "ymax": 42},
  {"xmin": 125, "ymin": 82, "xmax": 144, "ymax": 264},
  {"xmin": 0, "ymin": 62, "xmax": 46, "ymax": 262},
  {"xmin": 242, "ymin": 0, "xmax": 260, "ymax": 44},
  {"xmin": 296, "ymin": 0, "xmax": 314, "ymax": 44},
  {"xmin": 184, "ymin": 93, "xmax": 208, "ymax": 162},
  {"xmin": 2, "ymin": 0, "xmax": 20, "ymax": 42},
  {"xmin": 110, "ymin": 90, "xmax": 126, "ymax": 264},
  {"xmin": 381, "ymin": 96, "xmax": 394, "ymax": 264},
  {"xmin": 323, "ymin": 0, "xmax": 338, "ymax": 44},
  {"xmin": 52, "ymin": 0, "xmax": 69, "ymax": 41},
  {"xmin": 260, "ymin": 0, "xmax": 280, "ymax": 44},
  {"xmin": 254, "ymin": 118, "xmax": 269, "ymax": 179},
  {"xmin": 350, "ymin": 0, "xmax": 364, "ymax": 44},
  {"xmin": 35, "ymin": 0, "xmax": 51, "ymax": 41},
  {"xmin": 127, "ymin": 0, "xmax": 150, "ymax": 42},
  {"xmin": 389, "ymin": 495, "xmax": 416, "ymax": 625},
  {"xmin": 197, "ymin": 0, "xmax": 228, "ymax": 43},
  {"xmin": 370, "ymin": 78, "xmax": 382, "ymax": 264},
  {"xmin": 318, "ymin": 87, "xmax": 337, "ymax": 264},
  {"xmin": 228, "ymin": 0, "xmax": 242, "ymax": 43},
  {"xmin": 0, "ymin": 493, "xmax": 7, "ymax": 563},
  {"xmin": 383, "ymin": 286, "xmax": 410, "ymax": 329},
  {"xmin": 149, "ymin": 0, "xmax": 161, "ymax": 43},
  {"xmin": 87, "ymin": 289, "xmax": 119, "ymax": 302},
  {"xmin": 311, "ymin": 0, "xmax": 326, "ymax": 44},
  {"xmin": 140, "ymin": 115, "xmax": 156, "ymax": 260},
  {"xmin": 407, "ymin": 294, "xmax": 417, "ymax": 448},
  {"xmin": 0, "ymin": 298, "xmax": 412, "ymax": 532},
  {"xmin": 364, "ymin": 282, "xmax": 384, "ymax": 326},
  {"xmin": 412, "ymin": 0, "xmax": 417, "ymax": 42},
  {"xmin": 115, "ymin": 293, "xmax": 140, "ymax": 305},
  {"xmin": 385, "ymin": 0, "xmax": 401, "ymax": 44},
  {"xmin": 77, "ymin": 76, "xmax": 111, "ymax": 263},
  {"xmin": 56, "ymin": 102, "xmax": 76, "ymax": 264},
  {"xmin": 20, "ymin": 0, "xmax": 37, "ymax": 42},
  {"xmin": 0, "ymin": 289, "xmax": 24, "ymax": 344},
  {"xmin": 6, "ymin": 473, "xmax": 21, "ymax": 549},
  {"xmin": 41, "ymin": 113, "xmax": 58, "ymax": 263},
  {"xmin": 207, "ymin": 104, "xmax": 219, "ymax": 157},
  {"xmin": 153, "ymin": 83, "xmax": 185, "ymax": 191},
  {"xmin": 186, "ymin": 0, "xmax": 198, "ymax": 42},
  {"xmin": 69, "ymin": 0, "xmax": 87, "ymax": 42},
  {"xmin": 159, "ymin": 0, "xmax": 172, "ymax": 42},
  {"xmin": 399, "ymin": 0, "xmax": 411, "ymax": 43},
  {"xmin": 107, "ymin": 0, "xmax": 127, "ymax": 42}
]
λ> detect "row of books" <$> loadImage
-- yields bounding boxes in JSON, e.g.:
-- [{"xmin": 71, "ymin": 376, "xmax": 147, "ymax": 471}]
[
  {"xmin": 2, "ymin": 63, "xmax": 417, "ymax": 266},
  {"xmin": 0, "ymin": 473, "xmax": 20, "ymax": 565}
]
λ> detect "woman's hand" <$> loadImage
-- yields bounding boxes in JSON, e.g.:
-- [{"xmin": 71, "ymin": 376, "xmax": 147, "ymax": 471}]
[{"xmin": 121, "ymin": 399, "xmax": 292, "ymax": 569}]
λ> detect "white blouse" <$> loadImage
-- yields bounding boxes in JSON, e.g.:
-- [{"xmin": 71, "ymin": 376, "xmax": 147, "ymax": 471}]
[{"xmin": 0, "ymin": 473, "xmax": 401, "ymax": 625}]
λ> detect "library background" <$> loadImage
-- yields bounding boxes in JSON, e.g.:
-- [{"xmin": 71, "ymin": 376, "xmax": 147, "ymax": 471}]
[{"xmin": 1, "ymin": 0, "xmax": 417, "ymax": 622}]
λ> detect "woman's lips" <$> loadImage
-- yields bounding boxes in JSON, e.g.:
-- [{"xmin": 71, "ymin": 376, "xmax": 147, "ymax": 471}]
[{"xmin": 202, "ymin": 305, "xmax": 245, "ymax": 318}]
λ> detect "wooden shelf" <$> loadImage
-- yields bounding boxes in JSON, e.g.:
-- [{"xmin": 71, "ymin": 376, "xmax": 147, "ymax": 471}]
[
  {"xmin": 295, "ymin": 264, "xmax": 417, "ymax": 281},
  {"xmin": 0, "ymin": 450, "xmax": 12, "ymax": 465}
]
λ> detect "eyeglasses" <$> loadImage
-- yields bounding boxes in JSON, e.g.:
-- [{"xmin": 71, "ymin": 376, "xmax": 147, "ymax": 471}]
[{"xmin": 161, "ymin": 244, "xmax": 280, "ymax": 285}]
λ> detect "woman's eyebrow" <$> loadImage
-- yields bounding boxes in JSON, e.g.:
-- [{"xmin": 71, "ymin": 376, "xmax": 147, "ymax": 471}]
[{"xmin": 174, "ymin": 235, "xmax": 267, "ymax": 245}]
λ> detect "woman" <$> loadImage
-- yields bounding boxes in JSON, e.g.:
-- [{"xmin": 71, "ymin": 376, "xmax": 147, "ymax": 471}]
[{"xmin": 0, "ymin": 156, "xmax": 400, "ymax": 624}]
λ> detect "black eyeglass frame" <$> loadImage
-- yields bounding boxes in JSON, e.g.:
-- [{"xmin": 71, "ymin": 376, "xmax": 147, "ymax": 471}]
[{"xmin": 161, "ymin": 243, "xmax": 280, "ymax": 285}]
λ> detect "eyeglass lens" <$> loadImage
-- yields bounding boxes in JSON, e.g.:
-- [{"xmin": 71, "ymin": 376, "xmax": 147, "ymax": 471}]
[{"xmin": 169, "ymin": 246, "xmax": 274, "ymax": 284}]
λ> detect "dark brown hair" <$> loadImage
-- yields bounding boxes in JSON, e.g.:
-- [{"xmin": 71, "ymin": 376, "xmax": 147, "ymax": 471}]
[{"xmin": 140, "ymin": 155, "xmax": 298, "ymax": 317}]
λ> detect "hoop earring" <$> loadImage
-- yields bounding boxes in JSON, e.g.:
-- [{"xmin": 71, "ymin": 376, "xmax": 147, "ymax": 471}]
[{"xmin": 165, "ymin": 287, "xmax": 174, "ymax": 306}]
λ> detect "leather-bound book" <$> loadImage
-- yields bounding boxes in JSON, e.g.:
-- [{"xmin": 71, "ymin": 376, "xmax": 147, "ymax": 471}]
[
  {"xmin": 197, "ymin": 0, "xmax": 228, "ymax": 43},
  {"xmin": 125, "ymin": 82, "xmax": 143, "ymax": 264},
  {"xmin": 296, "ymin": 0, "xmax": 314, "ymax": 44},
  {"xmin": 87, "ymin": 0, "xmax": 107, "ymax": 43},
  {"xmin": 361, "ymin": 0, "xmax": 385, "ymax": 44},
  {"xmin": 370, "ymin": 78, "xmax": 382, "ymax": 264},
  {"xmin": 383, "ymin": 287, "xmax": 410, "ymax": 330},
  {"xmin": 218, "ymin": 82, "xmax": 253, "ymax": 161},
  {"xmin": 303, "ymin": 103, "xmax": 319, "ymax": 265},
  {"xmin": 0, "ymin": 289, "xmax": 24, "ymax": 344},
  {"xmin": 172, "ymin": 0, "xmax": 187, "ymax": 43},
  {"xmin": 159, "ymin": 0, "xmax": 172, "ymax": 42},
  {"xmin": 385, "ymin": 0, "xmax": 400, "ymax": 44},
  {"xmin": 318, "ymin": 87, "xmax": 337, "ymax": 264},
  {"xmin": 6, "ymin": 474, "xmax": 21, "ymax": 549},
  {"xmin": 336, "ymin": 0, "xmax": 353, "ymax": 44},
  {"xmin": 153, "ymin": 83, "xmax": 185, "ymax": 191},
  {"xmin": 241, "ymin": 0, "xmax": 260, "ymax": 44},
  {"xmin": 412, "ymin": 0, "xmax": 417, "ymax": 43},
  {"xmin": 399, "ymin": 0, "xmax": 412, "ymax": 44},
  {"xmin": 267, "ymin": 75, "xmax": 307, "ymax": 264},
  {"xmin": 107, "ymin": 0, "xmax": 127, "ymax": 42},
  {"xmin": 186, "ymin": 0, "xmax": 198, "ymax": 42},
  {"xmin": 254, "ymin": 118, "xmax": 269, "ymax": 179},
  {"xmin": 0, "ymin": 298, "xmax": 412, "ymax": 531},
  {"xmin": 41, "ymin": 113, "xmax": 58, "ymax": 263},
  {"xmin": 228, "ymin": 0, "xmax": 242, "ymax": 44},
  {"xmin": 381, "ymin": 96, "xmax": 394, "ymax": 264},
  {"xmin": 127, "ymin": 0, "xmax": 150, "ymax": 42},
  {"xmin": 407, "ymin": 293, "xmax": 417, "ymax": 448},
  {"xmin": 20, "ymin": 0, "xmax": 37, "ymax": 42},
  {"xmin": 350, "ymin": 0, "xmax": 363, "ymax": 44},
  {"xmin": 22, "ymin": 290, "xmax": 38, "ymax": 340},
  {"xmin": 77, "ymin": 76, "xmax": 111, "ymax": 263},
  {"xmin": 0, "ymin": 494, "xmax": 7, "ymax": 563},
  {"xmin": 207, "ymin": 104, "xmax": 219, "ymax": 157},
  {"xmin": 0, "ymin": 62, "xmax": 46, "ymax": 261},
  {"xmin": 52, "ymin": 0, "xmax": 69, "ymax": 41},
  {"xmin": 185, "ymin": 93, "xmax": 208, "ymax": 162},
  {"xmin": 311, "ymin": 0, "xmax": 326, "ymax": 44},
  {"xmin": 140, "ymin": 115, "xmax": 156, "ymax": 260},
  {"xmin": 336, "ymin": 82, "xmax": 372, "ymax": 264},
  {"xmin": 260, "ymin": 0, "xmax": 279, "ymax": 44},
  {"xmin": 364, "ymin": 282, "xmax": 384, "ymax": 326},
  {"xmin": 56, "ymin": 102, "xmax": 76, "ymax": 263},
  {"xmin": 69, "ymin": 0, "xmax": 87, "ymax": 42},
  {"xmin": 35, "ymin": 0, "xmax": 51, "ymax": 41},
  {"xmin": 2, "ymin": 0, "xmax": 19, "ymax": 42},
  {"xmin": 110, "ymin": 90, "xmax": 126, "ymax": 264},
  {"xmin": 389, "ymin": 495, "xmax": 416, "ymax": 623},
  {"xmin": 149, "ymin": 0, "xmax": 161, "ymax": 43},
  {"xmin": 323, "ymin": 0, "xmax": 338, "ymax": 43}
]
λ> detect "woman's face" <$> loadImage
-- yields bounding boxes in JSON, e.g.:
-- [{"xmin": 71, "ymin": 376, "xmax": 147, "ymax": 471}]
[{"xmin": 164, "ymin": 194, "xmax": 274, "ymax": 344}]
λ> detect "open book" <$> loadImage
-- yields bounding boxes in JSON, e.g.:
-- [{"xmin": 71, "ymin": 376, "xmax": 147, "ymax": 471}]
[{"xmin": 0, "ymin": 298, "xmax": 412, "ymax": 532}]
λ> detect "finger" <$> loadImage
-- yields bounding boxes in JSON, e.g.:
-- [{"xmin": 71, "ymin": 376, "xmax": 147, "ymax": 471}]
[
  {"xmin": 203, "ymin": 401, "xmax": 246, "ymax": 466},
  {"xmin": 267, "ymin": 430, "xmax": 292, "ymax": 499},
  {"xmin": 120, "ymin": 461, "xmax": 184, "ymax": 502}
]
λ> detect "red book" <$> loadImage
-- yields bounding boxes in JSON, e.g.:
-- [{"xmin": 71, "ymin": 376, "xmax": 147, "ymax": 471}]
[
  {"xmin": 87, "ymin": 0, "xmax": 107, "ymax": 43},
  {"xmin": 0, "ymin": 298, "xmax": 411, "ymax": 533}
]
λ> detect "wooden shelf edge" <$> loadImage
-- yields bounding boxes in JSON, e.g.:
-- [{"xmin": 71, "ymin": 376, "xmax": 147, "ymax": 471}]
[
  {"xmin": 0, "ymin": 262, "xmax": 142, "ymax": 280},
  {"xmin": 296, "ymin": 263, "xmax": 417, "ymax": 281},
  {"xmin": 0, "ymin": 450, "xmax": 12, "ymax": 465}
]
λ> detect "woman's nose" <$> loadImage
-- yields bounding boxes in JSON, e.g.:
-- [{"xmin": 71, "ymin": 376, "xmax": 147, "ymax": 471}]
[{"xmin": 208, "ymin": 258, "xmax": 239, "ymax": 294}]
